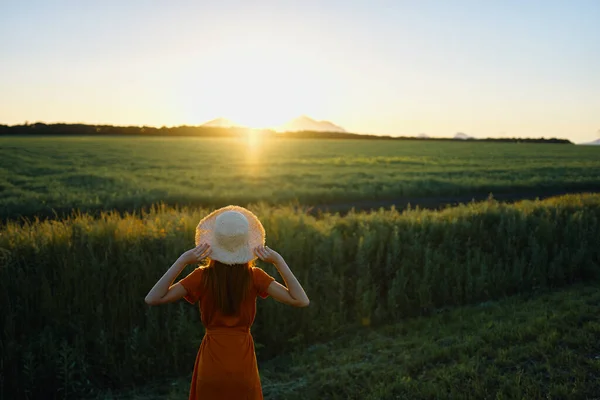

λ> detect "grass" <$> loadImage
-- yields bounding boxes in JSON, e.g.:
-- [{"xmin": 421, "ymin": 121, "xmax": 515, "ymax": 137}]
[
  {"xmin": 1, "ymin": 136, "xmax": 600, "ymax": 220},
  {"xmin": 100, "ymin": 282, "xmax": 600, "ymax": 400},
  {"xmin": 2, "ymin": 194, "xmax": 599, "ymax": 399}
]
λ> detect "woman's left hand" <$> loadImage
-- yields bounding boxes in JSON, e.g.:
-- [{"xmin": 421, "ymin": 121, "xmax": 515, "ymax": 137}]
[
  {"xmin": 180, "ymin": 243, "xmax": 211, "ymax": 265},
  {"xmin": 254, "ymin": 245, "xmax": 283, "ymax": 265}
]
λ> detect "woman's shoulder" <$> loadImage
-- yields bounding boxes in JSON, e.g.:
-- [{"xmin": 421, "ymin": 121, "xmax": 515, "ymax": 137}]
[
  {"xmin": 251, "ymin": 266, "xmax": 275, "ymax": 298},
  {"xmin": 180, "ymin": 265, "xmax": 210, "ymax": 286},
  {"xmin": 250, "ymin": 265, "xmax": 270, "ymax": 277},
  {"xmin": 187, "ymin": 265, "xmax": 208, "ymax": 277}
]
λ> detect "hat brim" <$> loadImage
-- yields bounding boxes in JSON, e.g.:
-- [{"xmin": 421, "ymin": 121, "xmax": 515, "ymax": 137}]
[{"xmin": 195, "ymin": 206, "xmax": 266, "ymax": 265}]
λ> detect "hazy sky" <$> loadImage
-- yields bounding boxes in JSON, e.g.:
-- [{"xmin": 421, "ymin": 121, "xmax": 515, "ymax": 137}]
[{"xmin": 1, "ymin": 0, "xmax": 599, "ymax": 142}]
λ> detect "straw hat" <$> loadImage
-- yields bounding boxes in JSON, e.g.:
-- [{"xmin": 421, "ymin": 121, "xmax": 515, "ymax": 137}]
[{"xmin": 195, "ymin": 205, "xmax": 266, "ymax": 265}]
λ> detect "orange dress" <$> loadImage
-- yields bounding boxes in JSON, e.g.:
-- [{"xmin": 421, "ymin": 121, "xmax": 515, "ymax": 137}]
[{"xmin": 179, "ymin": 266, "xmax": 276, "ymax": 400}]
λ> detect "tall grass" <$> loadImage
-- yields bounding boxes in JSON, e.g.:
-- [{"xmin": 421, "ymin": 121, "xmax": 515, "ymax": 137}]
[{"xmin": 1, "ymin": 194, "xmax": 599, "ymax": 399}]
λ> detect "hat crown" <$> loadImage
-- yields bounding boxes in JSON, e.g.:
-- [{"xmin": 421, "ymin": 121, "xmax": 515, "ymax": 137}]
[
  {"xmin": 214, "ymin": 211, "xmax": 249, "ymax": 252},
  {"xmin": 195, "ymin": 205, "xmax": 265, "ymax": 265}
]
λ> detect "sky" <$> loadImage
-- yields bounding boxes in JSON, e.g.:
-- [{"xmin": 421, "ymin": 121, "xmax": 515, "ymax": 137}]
[{"xmin": 1, "ymin": 0, "xmax": 599, "ymax": 142}]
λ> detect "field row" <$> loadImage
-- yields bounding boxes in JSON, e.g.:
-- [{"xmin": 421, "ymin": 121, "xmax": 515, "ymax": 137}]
[{"xmin": 2, "ymin": 137, "xmax": 600, "ymax": 219}]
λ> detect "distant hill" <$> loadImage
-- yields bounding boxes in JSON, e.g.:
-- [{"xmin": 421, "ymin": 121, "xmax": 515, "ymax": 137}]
[
  {"xmin": 278, "ymin": 116, "xmax": 346, "ymax": 133},
  {"xmin": 454, "ymin": 132, "xmax": 474, "ymax": 140},
  {"xmin": 417, "ymin": 133, "xmax": 429, "ymax": 139},
  {"xmin": 579, "ymin": 138, "xmax": 600, "ymax": 145},
  {"xmin": 201, "ymin": 118, "xmax": 244, "ymax": 128}
]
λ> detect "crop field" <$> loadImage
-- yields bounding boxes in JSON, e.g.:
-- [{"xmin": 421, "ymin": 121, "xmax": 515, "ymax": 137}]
[
  {"xmin": 2, "ymin": 136, "xmax": 600, "ymax": 399},
  {"xmin": 1, "ymin": 136, "xmax": 600, "ymax": 220},
  {"xmin": 1, "ymin": 193, "xmax": 600, "ymax": 398}
]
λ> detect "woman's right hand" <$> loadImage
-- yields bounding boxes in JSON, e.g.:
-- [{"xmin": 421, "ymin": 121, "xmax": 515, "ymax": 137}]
[{"xmin": 180, "ymin": 243, "xmax": 211, "ymax": 265}]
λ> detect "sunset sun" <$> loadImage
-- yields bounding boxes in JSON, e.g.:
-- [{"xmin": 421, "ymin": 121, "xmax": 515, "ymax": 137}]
[
  {"xmin": 171, "ymin": 39, "xmax": 333, "ymax": 130},
  {"xmin": 204, "ymin": 57, "xmax": 306, "ymax": 130}
]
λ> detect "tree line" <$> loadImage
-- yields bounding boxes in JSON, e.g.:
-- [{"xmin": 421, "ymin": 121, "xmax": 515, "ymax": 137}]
[{"xmin": 0, "ymin": 122, "xmax": 573, "ymax": 144}]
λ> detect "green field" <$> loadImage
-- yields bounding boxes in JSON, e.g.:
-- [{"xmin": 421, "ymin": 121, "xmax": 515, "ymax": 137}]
[
  {"xmin": 109, "ymin": 282, "xmax": 600, "ymax": 400},
  {"xmin": 2, "ymin": 136, "xmax": 600, "ymax": 219},
  {"xmin": 2, "ymin": 136, "xmax": 600, "ymax": 399},
  {"xmin": 2, "ymin": 194, "xmax": 599, "ymax": 399}
]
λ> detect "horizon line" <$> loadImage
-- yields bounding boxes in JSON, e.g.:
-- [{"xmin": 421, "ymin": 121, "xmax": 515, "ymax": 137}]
[{"xmin": 0, "ymin": 120, "xmax": 584, "ymax": 143}]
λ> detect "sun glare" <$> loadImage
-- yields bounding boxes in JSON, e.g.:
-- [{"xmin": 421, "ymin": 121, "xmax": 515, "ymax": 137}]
[
  {"xmin": 173, "ymin": 41, "xmax": 330, "ymax": 130},
  {"xmin": 245, "ymin": 129, "xmax": 262, "ymax": 149},
  {"xmin": 242, "ymin": 129, "xmax": 265, "ymax": 177}
]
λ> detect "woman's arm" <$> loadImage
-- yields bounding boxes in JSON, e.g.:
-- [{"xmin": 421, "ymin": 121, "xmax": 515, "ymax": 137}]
[
  {"xmin": 145, "ymin": 244, "xmax": 211, "ymax": 306},
  {"xmin": 254, "ymin": 245, "xmax": 310, "ymax": 307}
]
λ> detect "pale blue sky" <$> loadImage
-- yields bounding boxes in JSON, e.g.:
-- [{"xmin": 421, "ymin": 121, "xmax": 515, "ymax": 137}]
[{"xmin": 1, "ymin": 0, "xmax": 599, "ymax": 142}]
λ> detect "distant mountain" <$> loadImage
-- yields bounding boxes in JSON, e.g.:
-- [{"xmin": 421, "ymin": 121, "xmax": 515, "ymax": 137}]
[
  {"xmin": 417, "ymin": 133, "xmax": 429, "ymax": 138},
  {"xmin": 454, "ymin": 132, "xmax": 474, "ymax": 140},
  {"xmin": 579, "ymin": 138, "xmax": 600, "ymax": 145},
  {"xmin": 201, "ymin": 118, "xmax": 244, "ymax": 128},
  {"xmin": 278, "ymin": 116, "xmax": 346, "ymax": 133}
]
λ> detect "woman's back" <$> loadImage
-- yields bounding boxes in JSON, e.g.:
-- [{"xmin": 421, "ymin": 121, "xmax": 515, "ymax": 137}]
[
  {"xmin": 179, "ymin": 265, "xmax": 276, "ymax": 399},
  {"xmin": 180, "ymin": 265, "xmax": 275, "ymax": 330}
]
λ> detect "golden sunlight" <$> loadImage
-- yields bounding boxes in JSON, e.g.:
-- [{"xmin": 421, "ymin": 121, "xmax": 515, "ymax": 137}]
[
  {"xmin": 242, "ymin": 129, "xmax": 266, "ymax": 178},
  {"xmin": 173, "ymin": 43, "xmax": 329, "ymax": 130},
  {"xmin": 245, "ymin": 129, "xmax": 262, "ymax": 150}
]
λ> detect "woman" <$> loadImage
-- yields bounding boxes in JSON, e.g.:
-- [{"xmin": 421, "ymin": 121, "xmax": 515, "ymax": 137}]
[{"xmin": 144, "ymin": 205, "xmax": 310, "ymax": 400}]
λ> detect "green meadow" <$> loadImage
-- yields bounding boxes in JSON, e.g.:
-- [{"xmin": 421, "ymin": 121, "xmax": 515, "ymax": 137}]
[
  {"xmin": 111, "ymin": 282, "xmax": 600, "ymax": 400},
  {"xmin": 2, "ymin": 136, "xmax": 600, "ymax": 220},
  {"xmin": 2, "ymin": 136, "xmax": 600, "ymax": 399},
  {"xmin": 2, "ymin": 193, "xmax": 599, "ymax": 399}
]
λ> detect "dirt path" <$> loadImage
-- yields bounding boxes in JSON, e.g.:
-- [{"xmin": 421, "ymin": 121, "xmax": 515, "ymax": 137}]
[{"xmin": 305, "ymin": 186, "xmax": 600, "ymax": 215}]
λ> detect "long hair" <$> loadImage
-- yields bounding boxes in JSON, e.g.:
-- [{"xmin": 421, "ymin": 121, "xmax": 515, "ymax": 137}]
[{"xmin": 200, "ymin": 259, "xmax": 253, "ymax": 316}]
